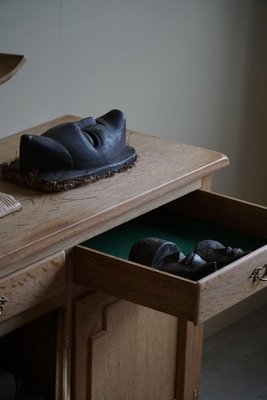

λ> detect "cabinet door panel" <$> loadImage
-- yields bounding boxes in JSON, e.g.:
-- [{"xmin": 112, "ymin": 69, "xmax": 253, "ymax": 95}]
[{"xmin": 73, "ymin": 292, "xmax": 177, "ymax": 400}]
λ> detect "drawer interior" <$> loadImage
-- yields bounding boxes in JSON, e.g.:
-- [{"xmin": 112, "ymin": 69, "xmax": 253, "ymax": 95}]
[{"xmin": 81, "ymin": 204, "xmax": 266, "ymax": 265}]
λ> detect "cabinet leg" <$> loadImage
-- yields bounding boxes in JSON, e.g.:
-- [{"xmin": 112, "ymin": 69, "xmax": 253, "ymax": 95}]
[
  {"xmin": 201, "ymin": 175, "xmax": 212, "ymax": 191},
  {"xmin": 175, "ymin": 320, "xmax": 203, "ymax": 400},
  {"xmin": 56, "ymin": 251, "xmax": 73, "ymax": 400}
]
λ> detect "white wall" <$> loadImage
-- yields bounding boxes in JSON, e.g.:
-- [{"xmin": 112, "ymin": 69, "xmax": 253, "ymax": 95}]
[{"xmin": 1, "ymin": 0, "xmax": 266, "ymax": 205}]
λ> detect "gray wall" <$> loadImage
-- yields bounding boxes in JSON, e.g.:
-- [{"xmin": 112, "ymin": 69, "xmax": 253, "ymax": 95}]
[
  {"xmin": 1, "ymin": 0, "xmax": 267, "ymax": 336},
  {"xmin": 1, "ymin": 0, "xmax": 266, "ymax": 205}
]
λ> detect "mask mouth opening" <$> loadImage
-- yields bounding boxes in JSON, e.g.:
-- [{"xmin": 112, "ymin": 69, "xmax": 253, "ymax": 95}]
[{"xmin": 83, "ymin": 129, "xmax": 102, "ymax": 148}]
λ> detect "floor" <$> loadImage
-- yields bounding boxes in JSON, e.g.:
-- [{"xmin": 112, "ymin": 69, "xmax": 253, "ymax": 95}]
[{"xmin": 200, "ymin": 303, "xmax": 267, "ymax": 399}]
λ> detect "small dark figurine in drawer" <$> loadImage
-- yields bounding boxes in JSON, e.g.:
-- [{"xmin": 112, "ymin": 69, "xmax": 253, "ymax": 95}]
[{"xmin": 128, "ymin": 237, "xmax": 250, "ymax": 281}]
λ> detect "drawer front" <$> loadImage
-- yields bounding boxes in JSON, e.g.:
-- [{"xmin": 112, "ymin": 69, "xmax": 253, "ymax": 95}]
[
  {"xmin": 197, "ymin": 245, "xmax": 267, "ymax": 323},
  {"xmin": 74, "ymin": 246, "xmax": 198, "ymax": 321},
  {"xmin": 0, "ymin": 252, "xmax": 65, "ymax": 323},
  {"xmin": 74, "ymin": 190, "xmax": 267, "ymax": 324}
]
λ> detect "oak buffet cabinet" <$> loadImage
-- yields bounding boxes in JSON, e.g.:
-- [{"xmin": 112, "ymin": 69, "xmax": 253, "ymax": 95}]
[{"xmin": 0, "ymin": 116, "xmax": 266, "ymax": 400}]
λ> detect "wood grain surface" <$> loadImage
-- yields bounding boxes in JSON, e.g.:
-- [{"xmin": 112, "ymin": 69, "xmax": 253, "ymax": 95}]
[
  {"xmin": 73, "ymin": 292, "xmax": 177, "ymax": 400},
  {"xmin": 197, "ymin": 245, "xmax": 267, "ymax": 323},
  {"xmin": 172, "ymin": 189, "xmax": 267, "ymax": 237},
  {"xmin": 0, "ymin": 116, "xmax": 229, "ymax": 276},
  {"xmin": 0, "ymin": 251, "xmax": 65, "ymax": 324},
  {"xmin": 74, "ymin": 245, "xmax": 198, "ymax": 320}
]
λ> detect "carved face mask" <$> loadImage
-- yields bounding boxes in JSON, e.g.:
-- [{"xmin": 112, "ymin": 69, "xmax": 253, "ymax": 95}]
[{"xmin": 19, "ymin": 109, "xmax": 137, "ymax": 183}]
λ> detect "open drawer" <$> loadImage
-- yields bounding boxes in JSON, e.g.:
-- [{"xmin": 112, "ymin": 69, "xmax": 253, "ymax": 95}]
[{"xmin": 73, "ymin": 190, "xmax": 267, "ymax": 324}]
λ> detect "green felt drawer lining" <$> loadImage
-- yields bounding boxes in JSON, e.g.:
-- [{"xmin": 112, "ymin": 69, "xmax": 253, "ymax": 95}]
[{"xmin": 81, "ymin": 208, "xmax": 266, "ymax": 261}]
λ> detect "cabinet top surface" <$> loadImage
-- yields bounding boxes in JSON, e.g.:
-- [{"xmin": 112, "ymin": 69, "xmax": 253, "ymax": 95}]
[{"xmin": 0, "ymin": 115, "xmax": 229, "ymax": 275}]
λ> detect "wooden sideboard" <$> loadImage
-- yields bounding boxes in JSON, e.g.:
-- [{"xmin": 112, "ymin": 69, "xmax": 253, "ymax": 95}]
[{"xmin": 0, "ymin": 116, "xmax": 266, "ymax": 400}]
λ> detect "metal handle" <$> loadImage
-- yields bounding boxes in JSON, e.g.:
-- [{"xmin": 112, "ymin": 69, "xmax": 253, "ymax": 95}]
[
  {"xmin": 249, "ymin": 264, "xmax": 267, "ymax": 282},
  {"xmin": 0, "ymin": 296, "xmax": 9, "ymax": 315}
]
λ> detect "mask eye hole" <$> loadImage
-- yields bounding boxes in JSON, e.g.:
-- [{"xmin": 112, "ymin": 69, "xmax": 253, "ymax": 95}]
[{"xmin": 95, "ymin": 118, "xmax": 107, "ymax": 126}]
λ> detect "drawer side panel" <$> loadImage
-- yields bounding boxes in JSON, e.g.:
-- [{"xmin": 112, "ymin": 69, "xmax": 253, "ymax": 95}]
[{"xmin": 170, "ymin": 190, "xmax": 267, "ymax": 238}]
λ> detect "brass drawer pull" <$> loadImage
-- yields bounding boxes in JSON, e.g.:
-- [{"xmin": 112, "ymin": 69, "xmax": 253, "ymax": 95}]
[
  {"xmin": 249, "ymin": 265, "xmax": 267, "ymax": 282},
  {"xmin": 0, "ymin": 296, "xmax": 9, "ymax": 315}
]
